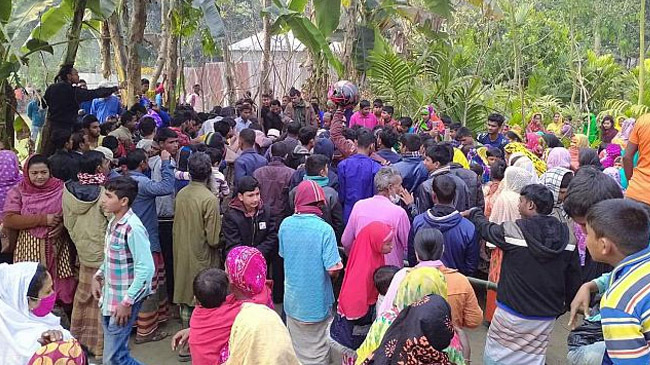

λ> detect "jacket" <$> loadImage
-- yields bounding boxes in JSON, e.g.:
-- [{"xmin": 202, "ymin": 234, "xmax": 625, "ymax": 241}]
[
  {"xmin": 253, "ymin": 159, "xmax": 295, "ymax": 219},
  {"xmin": 449, "ymin": 163, "xmax": 485, "ymax": 210},
  {"xmin": 284, "ymin": 100, "xmax": 319, "ymax": 128},
  {"xmin": 409, "ymin": 205, "xmax": 478, "ymax": 274},
  {"xmin": 234, "ymin": 148, "xmax": 267, "ymax": 188},
  {"xmin": 286, "ymin": 144, "xmax": 311, "ymax": 169},
  {"xmin": 468, "ymin": 209, "xmax": 581, "ymax": 318},
  {"xmin": 288, "ymin": 183, "xmax": 344, "ymax": 243},
  {"xmin": 222, "ymin": 198, "xmax": 278, "ymax": 260},
  {"xmin": 376, "ymin": 149, "xmax": 402, "ymax": 164},
  {"xmin": 289, "ymin": 167, "xmax": 339, "ymax": 191},
  {"xmin": 338, "ymin": 154, "xmax": 381, "ymax": 223},
  {"xmin": 62, "ymin": 182, "xmax": 108, "ymax": 268},
  {"xmin": 393, "ymin": 155, "xmax": 428, "ymax": 192},
  {"xmin": 43, "ymin": 81, "xmax": 117, "ymax": 130},
  {"xmin": 415, "ymin": 166, "xmax": 470, "ymax": 214}
]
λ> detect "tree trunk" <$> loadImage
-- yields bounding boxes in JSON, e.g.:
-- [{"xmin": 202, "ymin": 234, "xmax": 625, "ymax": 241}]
[
  {"xmin": 222, "ymin": 37, "xmax": 237, "ymax": 105},
  {"xmin": 108, "ymin": 12, "xmax": 127, "ymax": 82},
  {"xmin": 260, "ymin": 0, "xmax": 272, "ymax": 97},
  {"xmin": 125, "ymin": 0, "xmax": 148, "ymax": 106},
  {"xmin": 101, "ymin": 21, "xmax": 112, "ymax": 79},
  {"xmin": 165, "ymin": 33, "xmax": 180, "ymax": 111},
  {"xmin": 341, "ymin": 0, "xmax": 360, "ymax": 83},
  {"xmin": 63, "ymin": 0, "xmax": 88, "ymax": 65},
  {"xmin": 0, "ymin": 83, "xmax": 15, "ymax": 150},
  {"xmin": 640, "ymin": 0, "xmax": 646, "ymax": 105},
  {"xmin": 151, "ymin": 0, "xmax": 170, "ymax": 88}
]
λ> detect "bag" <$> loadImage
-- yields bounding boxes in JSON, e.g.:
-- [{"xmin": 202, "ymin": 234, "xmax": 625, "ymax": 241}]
[
  {"xmin": 0, "ymin": 223, "xmax": 18, "ymax": 254},
  {"xmin": 567, "ymin": 319, "xmax": 604, "ymax": 349}
]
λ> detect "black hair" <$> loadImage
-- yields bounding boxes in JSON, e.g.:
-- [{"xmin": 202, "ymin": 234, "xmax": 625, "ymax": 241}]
[
  {"xmin": 105, "ymin": 176, "xmax": 139, "ymax": 206},
  {"xmin": 490, "ymin": 160, "xmax": 507, "ymax": 181},
  {"xmin": 214, "ymin": 120, "xmax": 232, "ymax": 137},
  {"xmin": 432, "ymin": 174, "xmax": 456, "ymax": 204},
  {"xmin": 54, "ymin": 64, "xmax": 74, "ymax": 83},
  {"xmin": 129, "ymin": 103, "xmax": 147, "ymax": 116},
  {"xmin": 469, "ymin": 163, "xmax": 483, "ymax": 177},
  {"xmin": 270, "ymin": 99, "xmax": 281, "ymax": 107},
  {"xmin": 125, "ymin": 149, "xmax": 148, "ymax": 170},
  {"xmin": 449, "ymin": 123, "xmax": 462, "ymax": 131},
  {"xmin": 79, "ymin": 150, "xmax": 105, "ymax": 174},
  {"xmin": 192, "ymin": 268, "xmax": 229, "ymax": 308},
  {"xmin": 506, "ymin": 131, "xmax": 522, "ymax": 143},
  {"xmin": 298, "ymin": 126, "xmax": 317, "ymax": 146},
  {"xmin": 425, "ymin": 144, "xmax": 452, "ymax": 165},
  {"xmin": 399, "ymin": 117, "xmax": 413, "ymax": 128},
  {"xmin": 205, "ymin": 145, "xmax": 225, "ymax": 165},
  {"xmin": 239, "ymin": 128, "xmax": 256, "ymax": 147},
  {"xmin": 170, "ymin": 114, "xmax": 186, "ymax": 128},
  {"xmin": 379, "ymin": 127, "xmax": 399, "ymax": 149},
  {"xmin": 239, "ymin": 104, "xmax": 252, "ymax": 112},
  {"xmin": 51, "ymin": 128, "xmax": 72, "ymax": 150},
  {"xmin": 563, "ymin": 167, "xmax": 624, "ymax": 218},
  {"xmin": 602, "ymin": 115, "xmax": 614, "ymax": 123},
  {"xmin": 487, "ymin": 113, "xmax": 505, "ymax": 127},
  {"xmin": 421, "ymin": 136, "xmax": 436, "ymax": 150},
  {"xmin": 155, "ymin": 127, "xmax": 178, "ymax": 143},
  {"xmin": 237, "ymin": 176, "xmax": 260, "ymax": 195},
  {"xmin": 560, "ymin": 172, "xmax": 573, "ymax": 189},
  {"xmin": 27, "ymin": 263, "xmax": 49, "ymax": 299},
  {"xmin": 139, "ymin": 117, "xmax": 157, "ymax": 136},
  {"xmin": 382, "ymin": 105, "xmax": 394, "ymax": 115},
  {"xmin": 120, "ymin": 111, "xmax": 136, "ymax": 126},
  {"xmin": 441, "ymin": 115, "xmax": 452, "ymax": 126},
  {"xmin": 373, "ymin": 265, "xmax": 400, "ymax": 296},
  {"xmin": 520, "ymin": 184, "xmax": 554, "ymax": 215},
  {"xmin": 579, "ymin": 148, "xmax": 603, "ymax": 170},
  {"xmin": 270, "ymin": 141, "xmax": 288, "ymax": 157},
  {"xmin": 542, "ymin": 134, "xmax": 562, "ymax": 148},
  {"xmin": 287, "ymin": 121, "xmax": 301, "ymax": 136},
  {"xmin": 373, "ymin": 99, "xmax": 384, "ymax": 108},
  {"xmin": 359, "ymin": 100, "xmax": 371, "ymax": 109},
  {"xmin": 102, "ymin": 135, "xmax": 119, "ymax": 151},
  {"xmin": 356, "ymin": 129, "xmax": 375, "ymax": 148},
  {"xmin": 586, "ymin": 199, "xmax": 650, "ymax": 256},
  {"xmin": 188, "ymin": 152, "xmax": 213, "ymax": 181},
  {"xmin": 486, "ymin": 147, "xmax": 504, "ymax": 159},
  {"xmin": 306, "ymin": 154, "xmax": 329, "ymax": 176},
  {"xmin": 100, "ymin": 120, "xmax": 117, "ymax": 136},
  {"xmin": 455, "ymin": 127, "xmax": 473, "ymax": 139},
  {"xmin": 414, "ymin": 228, "xmax": 445, "ymax": 261},
  {"xmin": 342, "ymin": 128, "xmax": 358, "ymax": 141},
  {"xmin": 400, "ymin": 134, "xmax": 421, "ymax": 152},
  {"xmin": 141, "ymin": 78, "xmax": 150, "ymax": 85},
  {"xmin": 28, "ymin": 154, "xmax": 50, "ymax": 171},
  {"xmin": 289, "ymin": 87, "xmax": 301, "ymax": 97},
  {"xmin": 82, "ymin": 114, "xmax": 99, "ymax": 130},
  {"xmin": 71, "ymin": 131, "xmax": 86, "ymax": 151}
]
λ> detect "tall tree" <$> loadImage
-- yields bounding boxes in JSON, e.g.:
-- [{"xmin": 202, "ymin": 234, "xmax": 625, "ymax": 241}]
[
  {"xmin": 125, "ymin": 0, "xmax": 148, "ymax": 105},
  {"xmin": 63, "ymin": 0, "xmax": 88, "ymax": 65}
]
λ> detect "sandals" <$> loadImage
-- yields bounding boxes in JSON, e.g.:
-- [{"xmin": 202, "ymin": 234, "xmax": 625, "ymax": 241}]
[{"xmin": 134, "ymin": 330, "xmax": 170, "ymax": 344}]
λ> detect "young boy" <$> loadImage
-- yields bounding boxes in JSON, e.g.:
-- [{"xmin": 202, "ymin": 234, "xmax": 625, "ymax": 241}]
[
  {"xmin": 373, "ymin": 265, "xmax": 400, "ymax": 311},
  {"xmin": 465, "ymin": 184, "xmax": 581, "ymax": 365},
  {"xmin": 584, "ymin": 199, "xmax": 650, "ymax": 365},
  {"xmin": 92, "ymin": 176, "xmax": 155, "ymax": 364}
]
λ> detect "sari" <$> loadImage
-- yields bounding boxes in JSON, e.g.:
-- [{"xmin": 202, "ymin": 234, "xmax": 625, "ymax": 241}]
[
  {"xmin": 569, "ymin": 134, "xmax": 589, "ymax": 170},
  {"xmin": 600, "ymin": 144, "xmax": 622, "ymax": 169},
  {"xmin": 0, "ymin": 150, "xmax": 22, "ymax": 211},
  {"xmin": 546, "ymin": 147, "xmax": 571, "ymax": 169},
  {"xmin": 504, "ymin": 142, "xmax": 547, "ymax": 176},
  {"xmin": 525, "ymin": 133, "xmax": 544, "ymax": 157},
  {"xmin": 525, "ymin": 113, "xmax": 545, "ymax": 134}
]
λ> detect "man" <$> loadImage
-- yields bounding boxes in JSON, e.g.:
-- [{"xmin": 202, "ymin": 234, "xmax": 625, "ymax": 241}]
[
  {"xmin": 168, "ymin": 112, "xmax": 193, "ymax": 146},
  {"xmin": 288, "ymin": 138, "xmax": 339, "ymax": 191},
  {"xmin": 26, "ymin": 89, "xmax": 46, "ymax": 142},
  {"xmin": 235, "ymin": 104, "xmax": 253, "ymax": 133},
  {"xmin": 279, "ymin": 180, "xmax": 342, "ymax": 364},
  {"xmin": 342, "ymin": 167, "xmax": 410, "ymax": 267},
  {"xmin": 415, "ymin": 144, "xmax": 470, "ymax": 214},
  {"xmin": 455, "ymin": 127, "xmax": 476, "ymax": 148},
  {"xmin": 172, "ymin": 152, "xmax": 221, "ymax": 332},
  {"xmin": 263, "ymin": 99, "xmax": 288, "ymax": 132},
  {"xmin": 477, "ymin": 113, "xmax": 508, "ymax": 151},
  {"xmin": 82, "ymin": 114, "xmax": 103, "ymax": 149},
  {"xmin": 222, "ymin": 176, "xmax": 277, "ymax": 261},
  {"xmin": 185, "ymin": 84, "xmax": 205, "ymax": 112},
  {"xmin": 126, "ymin": 148, "xmax": 175, "ymax": 343},
  {"xmin": 349, "ymin": 100, "xmax": 378, "ymax": 129},
  {"xmin": 284, "ymin": 87, "xmax": 319, "ymax": 128},
  {"xmin": 372, "ymin": 98, "xmax": 384, "ymax": 123},
  {"xmin": 375, "ymin": 127, "xmax": 401, "ymax": 164},
  {"xmin": 254, "ymin": 142, "xmax": 296, "ymax": 218},
  {"xmin": 48, "ymin": 129, "xmax": 79, "ymax": 182},
  {"xmin": 409, "ymin": 175, "xmax": 478, "ymax": 273},
  {"xmin": 234, "ymin": 128, "xmax": 267, "ymax": 188},
  {"xmin": 286, "ymin": 126, "xmax": 316, "ymax": 169},
  {"xmin": 283, "ymin": 121, "xmax": 301, "ymax": 153},
  {"xmin": 136, "ymin": 117, "xmax": 157, "ymax": 151},
  {"xmin": 380, "ymin": 105, "xmax": 397, "ymax": 128},
  {"xmin": 109, "ymin": 110, "xmax": 137, "ymax": 150},
  {"xmin": 90, "ymin": 89, "xmax": 122, "ymax": 124},
  {"xmin": 392, "ymin": 134, "xmax": 428, "ymax": 192},
  {"xmin": 623, "ymin": 113, "xmax": 650, "ymax": 215},
  {"xmin": 338, "ymin": 129, "xmax": 381, "ymax": 222},
  {"xmin": 78, "ymin": 79, "xmax": 92, "ymax": 115},
  {"xmin": 447, "ymin": 144, "xmax": 485, "ymax": 211}
]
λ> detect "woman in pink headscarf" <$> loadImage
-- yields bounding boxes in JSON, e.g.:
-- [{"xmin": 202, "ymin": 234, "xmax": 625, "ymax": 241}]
[{"xmin": 546, "ymin": 147, "xmax": 571, "ymax": 169}]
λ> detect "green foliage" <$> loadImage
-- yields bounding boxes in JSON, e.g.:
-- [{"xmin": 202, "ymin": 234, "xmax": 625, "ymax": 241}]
[
  {"xmin": 192, "ymin": 0, "xmax": 225, "ymax": 39},
  {"xmin": 367, "ymin": 50, "xmax": 421, "ymax": 115},
  {"xmin": 313, "ymin": 0, "xmax": 341, "ymax": 38}
]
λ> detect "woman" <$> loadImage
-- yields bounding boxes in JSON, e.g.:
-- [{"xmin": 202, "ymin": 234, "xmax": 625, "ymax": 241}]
[
  {"xmin": 504, "ymin": 142, "xmax": 547, "ymax": 176},
  {"xmin": 546, "ymin": 147, "xmax": 571, "ymax": 169},
  {"xmin": 0, "ymin": 150, "xmax": 22, "ymax": 263},
  {"xmin": 525, "ymin": 133, "xmax": 544, "ymax": 158},
  {"xmin": 526, "ymin": 113, "xmax": 545, "ymax": 134},
  {"xmin": 484, "ymin": 166, "xmax": 536, "ymax": 322},
  {"xmin": 546, "ymin": 112, "xmax": 562, "ymax": 135},
  {"xmin": 361, "ymin": 294, "xmax": 455, "ymax": 365},
  {"xmin": 569, "ymin": 134, "xmax": 589, "ymax": 170},
  {"xmin": 225, "ymin": 303, "xmax": 300, "ymax": 365},
  {"xmin": 600, "ymin": 115, "xmax": 618, "ymax": 145},
  {"xmin": 356, "ymin": 267, "xmax": 464, "ymax": 365},
  {"xmin": 505, "ymin": 131, "xmax": 523, "ymax": 143},
  {"xmin": 579, "ymin": 148, "xmax": 603, "ymax": 170},
  {"xmin": 225, "ymin": 246, "xmax": 274, "ymax": 309},
  {"xmin": 0, "ymin": 262, "xmax": 85, "ymax": 364},
  {"xmin": 582, "ymin": 114, "xmax": 598, "ymax": 145},
  {"xmin": 615, "ymin": 118, "xmax": 635, "ymax": 146},
  {"xmin": 2, "ymin": 155, "xmax": 76, "ymax": 305},
  {"xmin": 600, "ymin": 143, "xmax": 622, "ymax": 169},
  {"xmin": 331, "ymin": 222, "xmax": 394, "ymax": 363}
]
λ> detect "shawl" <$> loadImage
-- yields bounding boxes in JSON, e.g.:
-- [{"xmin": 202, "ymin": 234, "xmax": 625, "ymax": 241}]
[
  {"xmin": 504, "ymin": 142, "xmax": 546, "ymax": 176},
  {"xmin": 338, "ymin": 222, "xmax": 392, "ymax": 319},
  {"xmin": 377, "ymin": 260, "xmax": 443, "ymax": 316},
  {"xmin": 0, "ymin": 150, "xmax": 22, "ymax": 212},
  {"xmin": 361, "ymin": 294, "xmax": 454, "ymax": 365},
  {"xmin": 616, "ymin": 118, "xmax": 636, "ymax": 142},
  {"xmin": 526, "ymin": 113, "xmax": 544, "ymax": 134},
  {"xmin": 225, "ymin": 246, "xmax": 274, "ymax": 309},
  {"xmin": 489, "ymin": 167, "xmax": 535, "ymax": 224},
  {"xmin": 0, "ymin": 262, "xmax": 72, "ymax": 364},
  {"xmin": 294, "ymin": 180, "xmax": 326, "ymax": 216},
  {"xmin": 583, "ymin": 114, "xmax": 598, "ymax": 144},
  {"xmin": 3, "ymin": 156, "xmax": 64, "ymax": 239},
  {"xmin": 525, "ymin": 133, "xmax": 544, "ymax": 157},
  {"xmin": 600, "ymin": 126, "xmax": 619, "ymax": 144},
  {"xmin": 511, "ymin": 156, "xmax": 539, "ymax": 183},
  {"xmin": 546, "ymin": 147, "xmax": 571, "ymax": 169},
  {"xmin": 189, "ymin": 296, "xmax": 244, "ymax": 365},
  {"xmin": 603, "ymin": 167, "xmax": 623, "ymax": 190},
  {"xmin": 601, "ymin": 144, "xmax": 622, "ymax": 169},
  {"xmin": 225, "ymin": 303, "xmax": 300, "ymax": 365},
  {"xmin": 560, "ymin": 122, "xmax": 574, "ymax": 139},
  {"xmin": 540, "ymin": 167, "xmax": 572, "ymax": 205}
]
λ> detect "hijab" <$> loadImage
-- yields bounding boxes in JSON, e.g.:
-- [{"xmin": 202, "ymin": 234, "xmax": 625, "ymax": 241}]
[
  {"xmin": 0, "ymin": 262, "xmax": 72, "ymax": 364},
  {"xmin": 293, "ymin": 180, "xmax": 326, "ymax": 216},
  {"xmin": 0, "ymin": 150, "xmax": 22, "ymax": 212},
  {"xmin": 338, "ymin": 222, "xmax": 392, "ymax": 319},
  {"xmin": 525, "ymin": 133, "xmax": 544, "ymax": 157},
  {"xmin": 490, "ymin": 166, "xmax": 535, "ymax": 224},
  {"xmin": 361, "ymin": 294, "xmax": 454, "ymax": 365},
  {"xmin": 572, "ymin": 133, "xmax": 589, "ymax": 148},
  {"xmin": 3, "ymin": 156, "xmax": 64, "ymax": 239},
  {"xmin": 601, "ymin": 143, "xmax": 622, "ymax": 169},
  {"xmin": 225, "ymin": 246, "xmax": 273, "ymax": 308},
  {"xmin": 504, "ymin": 142, "xmax": 547, "ymax": 176},
  {"xmin": 546, "ymin": 147, "xmax": 571, "ymax": 169},
  {"xmin": 617, "ymin": 118, "xmax": 636, "ymax": 142},
  {"xmin": 600, "ymin": 122, "xmax": 619, "ymax": 144},
  {"xmin": 510, "ymin": 155, "xmax": 539, "ymax": 183},
  {"xmin": 540, "ymin": 167, "xmax": 572, "ymax": 205}
]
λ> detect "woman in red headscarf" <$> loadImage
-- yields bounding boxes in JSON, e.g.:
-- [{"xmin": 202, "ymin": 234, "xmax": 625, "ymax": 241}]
[{"xmin": 330, "ymin": 221, "xmax": 394, "ymax": 364}]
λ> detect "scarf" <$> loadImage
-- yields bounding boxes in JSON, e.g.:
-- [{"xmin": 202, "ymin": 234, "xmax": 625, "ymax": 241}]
[
  {"xmin": 3, "ymin": 156, "xmax": 64, "ymax": 239},
  {"xmin": 189, "ymin": 296, "xmax": 244, "ymax": 365},
  {"xmin": 601, "ymin": 144, "xmax": 622, "ymax": 169},
  {"xmin": 504, "ymin": 142, "xmax": 547, "ymax": 176},
  {"xmin": 0, "ymin": 262, "xmax": 72, "ymax": 364},
  {"xmin": 303, "ymin": 174, "xmax": 330, "ymax": 187},
  {"xmin": 377, "ymin": 260, "xmax": 443, "ymax": 316},
  {"xmin": 362, "ymin": 294, "xmax": 453, "ymax": 365},
  {"xmin": 0, "ymin": 151, "xmax": 22, "ymax": 212},
  {"xmin": 526, "ymin": 113, "xmax": 544, "ymax": 133},
  {"xmin": 603, "ymin": 167, "xmax": 623, "ymax": 189},
  {"xmin": 490, "ymin": 166, "xmax": 536, "ymax": 224},
  {"xmin": 617, "ymin": 118, "xmax": 636, "ymax": 142},
  {"xmin": 293, "ymin": 180, "xmax": 326, "ymax": 216},
  {"xmin": 225, "ymin": 246, "xmax": 274, "ymax": 309},
  {"xmin": 546, "ymin": 147, "xmax": 571, "ymax": 169},
  {"xmin": 600, "ymin": 126, "xmax": 619, "ymax": 144},
  {"xmin": 338, "ymin": 222, "xmax": 392, "ymax": 319},
  {"xmin": 525, "ymin": 133, "xmax": 544, "ymax": 157},
  {"xmin": 77, "ymin": 172, "xmax": 107, "ymax": 186},
  {"xmin": 540, "ymin": 167, "xmax": 572, "ymax": 206}
]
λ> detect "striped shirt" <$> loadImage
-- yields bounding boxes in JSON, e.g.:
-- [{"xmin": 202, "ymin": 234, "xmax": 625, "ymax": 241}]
[
  {"xmin": 600, "ymin": 247, "xmax": 650, "ymax": 364},
  {"xmin": 96, "ymin": 209, "xmax": 155, "ymax": 316}
]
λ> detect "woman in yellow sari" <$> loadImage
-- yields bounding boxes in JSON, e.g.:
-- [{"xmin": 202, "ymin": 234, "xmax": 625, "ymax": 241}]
[{"xmin": 503, "ymin": 142, "xmax": 547, "ymax": 176}]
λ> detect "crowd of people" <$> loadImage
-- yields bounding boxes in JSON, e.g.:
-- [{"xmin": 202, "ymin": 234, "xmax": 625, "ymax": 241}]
[{"xmin": 1, "ymin": 63, "xmax": 650, "ymax": 365}]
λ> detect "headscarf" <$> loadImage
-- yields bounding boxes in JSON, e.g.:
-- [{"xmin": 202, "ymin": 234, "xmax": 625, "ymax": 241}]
[
  {"xmin": 511, "ymin": 156, "xmax": 539, "ymax": 183},
  {"xmin": 603, "ymin": 167, "xmax": 623, "ymax": 189},
  {"xmin": 338, "ymin": 222, "xmax": 392, "ymax": 319},
  {"xmin": 526, "ymin": 113, "xmax": 544, "ymax": 134},
  {"xmin": 601, "ymin": 143, "xmax": 622, "ymax": 169},
  {"xmin": 293, "ymin": 180, "xmax": 326, "ymax": 216},
  {"xmin": 452, "ymin": 148, "xmax": 470, "ymax": 169},
  {"xmin": 525, "ymin": 133, "xmax": 544, "ymax": 157},
  {"xmin": 489, "ymin": 166, "xmax": 535, "ymax": 224},
  {"xmin": 546, "ymin": 147, "xmax": 571, "ymax": 169},
  {"xmin": 572, "ymin": 134, "xmax": 589, "ymax": 148},
  {"xmin": 361, "ymin": 294, "xmax": 454, "ymax": 365},
  {"xmin": 0, "ymin": 262, "xmax": 73, "ymax": 364},
  {"xmin": 225, "ymin": 303, "xmax": 300, "ymax": 365},
  {"xmin": 0, "ymin": 150, "xmax": 22, "ymax": 212},
  {"xmin": 226, "ymin": 246, "xmax": 273, "ymax": 308},
  {"xmin": 504, "ymin": 142, "xmax": 546, "ymax": 176},
  {"xmin": 616, "ymin": 118, "xmax": 636, "ymax": 142},
  {"xmin": 583, "ymin": 114, "xmax": 598, "ymax": 144},
  {"xmin": 540, "ymin": 167, "xmax": 572, "ymax": 205},
  {"xmin": 3, "ymin": 156, "xmax": 64, "ymax": 239}
]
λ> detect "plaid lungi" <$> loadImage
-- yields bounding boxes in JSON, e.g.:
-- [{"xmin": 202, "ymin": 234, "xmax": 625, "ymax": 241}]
[
  {"xmin": 70, "ymin": 264, "xmax": 103, "ymax": 356},
  {"xmin": 136, "ymin": 252, "xmax": 169, "ymax": 337}
]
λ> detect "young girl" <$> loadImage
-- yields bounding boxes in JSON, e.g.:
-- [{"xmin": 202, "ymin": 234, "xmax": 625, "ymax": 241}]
[{"xmin": 600, "ymin": 115, "xmax": 618, "ymax": 145}]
